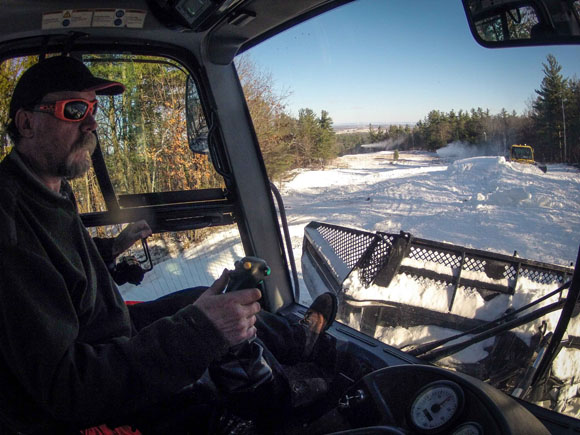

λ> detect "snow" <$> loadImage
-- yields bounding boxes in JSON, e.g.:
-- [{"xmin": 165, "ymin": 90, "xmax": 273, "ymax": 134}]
[
  {"xmin": 280, "ymin": 151, "xmax": 579, "ymax": 269},
  {"xmin": 119, "ymin": 148, "xmax": 580, "ymax": 415},
  {"xmin": 121, "ymin": 147, "xmax": 579, "ymax": 320},
  {"xmin": 121, "ymin": 147, "xmax": 579, "ymax": 327}
]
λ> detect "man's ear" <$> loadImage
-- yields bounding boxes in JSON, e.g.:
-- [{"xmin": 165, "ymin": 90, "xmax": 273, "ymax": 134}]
[{"xmin": 14, "ymin": 109, "xmax": 35, "ymax": 138}]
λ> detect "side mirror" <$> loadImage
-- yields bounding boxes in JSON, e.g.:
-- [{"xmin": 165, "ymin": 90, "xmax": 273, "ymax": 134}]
[
  {"xmin": 462, "ymin": 0, "xmax": 580, "ymax": 47},
  {"xmin": 186, "ymin": 75, "xmax": 209, "ymax": 154}
]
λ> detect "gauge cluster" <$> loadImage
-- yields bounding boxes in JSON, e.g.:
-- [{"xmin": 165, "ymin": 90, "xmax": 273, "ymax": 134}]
[
  {"xmin": 409, "ymin": 380, "xmax": 464, "ymax": 432},
  {"xmin": 336, "ymin": 364, "xmax": 550, "ymax": 434}
]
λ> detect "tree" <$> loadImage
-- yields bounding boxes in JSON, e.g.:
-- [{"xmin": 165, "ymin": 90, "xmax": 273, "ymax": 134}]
[
  {"xmin": 0, "ymin": 56, "xmax": 37, "ymax": 159},
  {"xmin": 532, "ymin": 54, "xmax": 569, "ymax": 161},
  {"xmin": 315, "ymin": 110, "xmax": 336, "ymax": 161},
  {"xmin": 296, "ymin": 108, "xmax": 318, "ymax": 166},
  {"xmin": 236, "ymin": 55, "xmax": 296, "ymax": 179},
  {"xmin": 567, "ymin": 77, "xmax": 580, "ymax": 163}
]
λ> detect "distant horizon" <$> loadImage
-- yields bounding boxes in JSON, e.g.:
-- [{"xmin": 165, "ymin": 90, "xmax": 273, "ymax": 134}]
[
  {"xmin": 334, "ymin": 121, "xmax": 416, "ymax": 128},
  {"xmin": 246, "ymin": 0, "xmax": 580, "ymax": 125}
]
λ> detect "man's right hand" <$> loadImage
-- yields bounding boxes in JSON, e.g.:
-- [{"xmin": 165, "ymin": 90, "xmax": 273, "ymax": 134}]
[{"xmin": 193, "ymin": 270, "xmax": 262, "ymax": 347}]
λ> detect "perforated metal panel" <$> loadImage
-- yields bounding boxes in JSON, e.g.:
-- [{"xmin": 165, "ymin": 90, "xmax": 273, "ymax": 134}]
[
  {"xmin": 519, "ymin": 266, "xmax": 567, "ymax": 285},
  {"xmin": 409, "ymin": 245, "xmax": 462, "ymax": 269},
  {"xmin": 315, "ymin": 223, "xmax": 375, "ymax": 270},
  {"xmin": 303, "ymin": 222, "xmax": 574, "ymax": 299},
  {"xmin": 358, "ymin": 234, "xmax": 395, "ymax": 286}
]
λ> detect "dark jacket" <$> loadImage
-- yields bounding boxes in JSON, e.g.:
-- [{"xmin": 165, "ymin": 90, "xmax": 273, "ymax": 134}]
[{"xmin": 0, "ymin": 151, "xmax": 228, "ymax": 433}]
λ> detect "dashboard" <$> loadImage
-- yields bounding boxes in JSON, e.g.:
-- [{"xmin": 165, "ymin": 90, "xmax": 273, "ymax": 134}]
[{"xmin": 333, "ymin": 364, "xmax": 551, "ymax": 435}]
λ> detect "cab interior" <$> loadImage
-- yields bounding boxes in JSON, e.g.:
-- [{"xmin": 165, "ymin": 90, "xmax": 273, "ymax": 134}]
[{"xmin": 0, "ymin": 0, "xmax": 579, "ymax": 434}]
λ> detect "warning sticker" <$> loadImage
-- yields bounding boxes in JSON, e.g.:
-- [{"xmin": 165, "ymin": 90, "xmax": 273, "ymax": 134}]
[
  {"xmin": 42, "ymin": 9, "xmax": 94, "ymax": 29},
  {"xmin": 41, "ymin": 9, "xmax": 146, "ymax": 29}
]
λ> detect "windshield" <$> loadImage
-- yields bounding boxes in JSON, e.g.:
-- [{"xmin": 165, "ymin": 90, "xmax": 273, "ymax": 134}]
[
  {"xmin": 511, "ymin": 146, "xmax": 534, "ymax": 160},
  {"xmin": 238, "ymin": 0, "xmax": 580, "ymax": 419}
]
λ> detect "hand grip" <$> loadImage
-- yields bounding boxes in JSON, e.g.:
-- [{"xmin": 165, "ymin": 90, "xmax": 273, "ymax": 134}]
[{"xmin": 225, "ymin": 256, "xmax": 270, "ymax": 293}]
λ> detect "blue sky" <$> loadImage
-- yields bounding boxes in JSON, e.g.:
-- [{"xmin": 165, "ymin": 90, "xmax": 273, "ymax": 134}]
[{"xmin": 243, "ymin": 0, "xmax": 580, "ymax": 125}]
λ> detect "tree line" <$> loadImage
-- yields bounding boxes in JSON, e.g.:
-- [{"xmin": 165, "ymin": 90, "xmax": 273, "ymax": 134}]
[
  {"xmin": 0, "ymin": 53, "xmax": 578, "ymax": 208},
  {"xmin": 333, "ymin": 55, "xmax": 580, "ymax": 165},
  {"xmin": 235, "ymin": 56, "xmax": 336, "ymax": 181}
]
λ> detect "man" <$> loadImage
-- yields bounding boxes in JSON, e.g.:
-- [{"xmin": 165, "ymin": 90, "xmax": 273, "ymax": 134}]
[{"xmin": 0, "ymin": 56, "xmax": 337, "ymax": 434}]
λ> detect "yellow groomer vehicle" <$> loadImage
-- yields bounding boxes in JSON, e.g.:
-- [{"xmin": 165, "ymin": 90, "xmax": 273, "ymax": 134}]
[{"xmin": 510, "ymin": 144, "xmax": 548, "ymax": 172}]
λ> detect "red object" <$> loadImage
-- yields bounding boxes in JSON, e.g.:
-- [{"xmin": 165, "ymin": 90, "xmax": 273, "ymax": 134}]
[{"xmin": 82, "ymin": 424, "xmax": 141, "ymax": 434}]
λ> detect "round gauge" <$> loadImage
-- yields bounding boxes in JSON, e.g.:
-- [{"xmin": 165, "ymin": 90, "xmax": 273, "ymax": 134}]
[
  {"xmin": 409, "ymin": 380, "xmax": 464, "ymax": 433},
  {"xmin": 452, "ymin": 422, "xmax": 483, "ymax": 435}
]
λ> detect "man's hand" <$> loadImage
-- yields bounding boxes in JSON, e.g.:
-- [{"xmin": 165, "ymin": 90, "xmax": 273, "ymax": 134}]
[
  {"xmin": 194, "ymin": 270, "xmax": 262, "ymax": 347},
  {"xmin": 112, "ymin": 220, "xmax": 153, "ymax": 258}
]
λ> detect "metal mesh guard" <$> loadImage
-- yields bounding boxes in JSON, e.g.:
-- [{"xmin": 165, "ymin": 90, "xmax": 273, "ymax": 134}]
[
  {"xmin": 315, "ymin": 224, "xmax": 375, "ymax": 269},
  {"xmin": 306, "ymin": 222, "xmax": 573, "ymax": 292}
]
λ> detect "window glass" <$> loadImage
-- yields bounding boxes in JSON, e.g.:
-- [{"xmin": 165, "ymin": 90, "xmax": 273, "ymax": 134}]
[
  {"xmin": 0, "ymin": 54, "xmax": 240, "ymax": 301},
  {"xmin": 86, "ymin": 55, "xmax": 221, "ymax": 201},
  {"xmin": 91, "ymin": 224, "xmax": 243, "ymax": 301},
  {"xmin": 0, "ymin": 54, "xmax": 223, "ymax": 213},
  {"xmin": 0, "ymin": 56, "xmax": 38, "ymax": 160},
  {"xmin": 474, "ymin": 6, "xmax": 539, "ymax": 41},
  {"xmin": 239, "ymin": 0, "xmax": 580, "ymax": 419},
  {"xmin": 81, "ymin": 55, "xmax": 237, "ymax": 300}
]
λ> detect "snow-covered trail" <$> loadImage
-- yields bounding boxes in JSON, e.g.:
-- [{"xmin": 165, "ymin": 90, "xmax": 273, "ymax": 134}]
[
  {"xmin": 281, "ymin": 151, "xmax": 580, "ymax": 270},
  {"xmin": 121, "ymin": 150, "xmax": 580, "ymax": 306}
]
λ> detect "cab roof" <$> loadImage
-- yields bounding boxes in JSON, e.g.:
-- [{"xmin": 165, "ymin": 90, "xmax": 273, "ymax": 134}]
[{"xmin": 0, "ymin": 0, "xmax": 353, "ymax": 64}]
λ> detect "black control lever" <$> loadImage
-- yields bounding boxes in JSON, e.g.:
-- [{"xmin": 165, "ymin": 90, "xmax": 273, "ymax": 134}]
[
  {"xmin": 226, "ymin": 257, "xmax": 270, "ymax": 348},
  {"xmin": 224, "ymin": 256, "xmax": 271, "ymax": 294},
  {"xmin": 210, "ymin": 256, "xmax": 274, "ymax": 394}
]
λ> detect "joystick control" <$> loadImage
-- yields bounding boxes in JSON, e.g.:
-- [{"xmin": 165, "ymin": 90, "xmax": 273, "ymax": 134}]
[
  {"xmin": 224, "ymin": 256, "xmax": 271, "ymax": 293},
  {"xmin": 210, "ymin": 256, "xmax": 274, "ymax": 394}
]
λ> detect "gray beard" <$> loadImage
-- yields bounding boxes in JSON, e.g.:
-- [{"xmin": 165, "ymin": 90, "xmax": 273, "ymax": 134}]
[{"xmin": 57, "ymin": 132, "xmax": 97, "ymax": 179}]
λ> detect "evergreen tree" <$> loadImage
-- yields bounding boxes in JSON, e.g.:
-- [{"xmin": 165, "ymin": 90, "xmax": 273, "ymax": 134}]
[
  {"xmin": 532, "ymin": 54, "xmax": 569, "ymax": 161},
  {"xmin": 567, "ymin": 77, "xmax": 580, "ymax": 163},
  {"xmin": 316, "ymin": 110, "xmax": 336, "ymax": 161},
  {"xmin": 297, "ymin": 108, "xmax": 319, "ymax": 166}
]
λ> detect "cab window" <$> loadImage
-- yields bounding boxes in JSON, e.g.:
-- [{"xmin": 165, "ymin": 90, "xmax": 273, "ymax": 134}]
[
  {"xmin": 238, "ymin": 0, "xmax": 580, "ymax": 420},
  {"xmin": 0, "ymin": 54, "xmax": 240, "ymax": 299}
]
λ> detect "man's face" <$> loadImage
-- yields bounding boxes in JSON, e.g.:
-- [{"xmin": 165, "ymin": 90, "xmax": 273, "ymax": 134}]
[{"xmin": 26, "ymin": 90, "xmax": 98, "ymax": 180}]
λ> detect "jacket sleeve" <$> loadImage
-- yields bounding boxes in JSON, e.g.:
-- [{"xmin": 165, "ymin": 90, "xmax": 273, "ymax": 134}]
[
  {"xmin": 92, "ymin": 237, "xmax": 117, "ymax": 266},
  {"xmin": 128, "ymin": 287, "xmax": 207, "ymax": 331},
  {"xmin": 0, "ymin": 245, "xmax": 229, "ymax": 426}
]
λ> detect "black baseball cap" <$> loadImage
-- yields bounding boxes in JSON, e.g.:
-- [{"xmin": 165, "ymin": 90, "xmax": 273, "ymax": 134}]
[{"xmin": 9, "ymin": 56, "xmax": 125, "ymax": 119}]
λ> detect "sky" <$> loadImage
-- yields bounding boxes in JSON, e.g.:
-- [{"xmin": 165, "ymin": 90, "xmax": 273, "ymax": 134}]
[{"xmin": 242, "ymin": 0, "xmax": 580, "ymax": 125}]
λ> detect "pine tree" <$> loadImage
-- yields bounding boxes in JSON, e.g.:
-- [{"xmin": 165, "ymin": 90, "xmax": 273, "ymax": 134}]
[
  {"xmin": 567, "ymin": 77, "xmax": 580, "ymax": 163},
  {"xmin": 316, "ymin": 110, "xmax": 336, "ymax": 161},
  {"xmin": 532, "ymin": 54, "xmax": 569, "ymax": 161}
]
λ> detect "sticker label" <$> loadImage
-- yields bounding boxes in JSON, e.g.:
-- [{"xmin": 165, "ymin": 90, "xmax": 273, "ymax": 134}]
[
  {"xmin": 125, "ymin": 9, "xmax": 147, "ymax": 28},
  {"xmin": 41, "ymin": 9, "xmax": 146, "ymax": 29},
  {"xmin": 42, "ymin": 9, "xmax": 94, "ymax": 29}
]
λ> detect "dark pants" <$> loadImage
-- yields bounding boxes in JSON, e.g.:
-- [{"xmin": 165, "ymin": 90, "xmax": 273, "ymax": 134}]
[
  {"xmin": 127, "ymin": 286, "xmax": 308, "ymax": 362},
  {"xmin": 123, "ymin": 287, "xmax": 320, "ymax": 433}
]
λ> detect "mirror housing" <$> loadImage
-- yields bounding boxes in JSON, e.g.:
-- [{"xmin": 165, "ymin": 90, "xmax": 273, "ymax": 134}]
[
  {"xmin": 462, "ymin": 0, "xmax": 580, "ymax": 47},
  {"xmin": 148, "ymin": 0, "xmax": 240, "ymax": 31}
]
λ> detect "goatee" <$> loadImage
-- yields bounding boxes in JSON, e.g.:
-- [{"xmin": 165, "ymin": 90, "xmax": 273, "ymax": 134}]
[{"xmin": 59, "ymin": 133, "xmax": 97, "ymax": 179}]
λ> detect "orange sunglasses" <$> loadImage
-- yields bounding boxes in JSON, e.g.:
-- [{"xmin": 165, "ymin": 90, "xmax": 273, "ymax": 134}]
[{"xmin": 33, "ymin": 98, "xmax": 98, "ymax": 122}]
